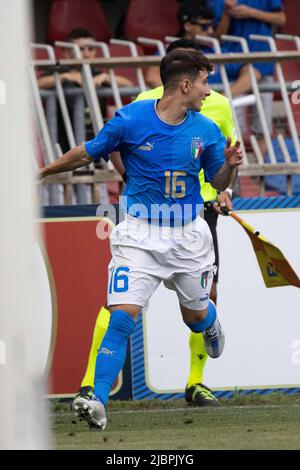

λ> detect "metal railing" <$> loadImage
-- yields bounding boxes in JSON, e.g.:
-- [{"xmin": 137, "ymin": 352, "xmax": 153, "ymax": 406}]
[{"xmin": 31, "ymin": 35, "xmax": 300, "ymax": 202}]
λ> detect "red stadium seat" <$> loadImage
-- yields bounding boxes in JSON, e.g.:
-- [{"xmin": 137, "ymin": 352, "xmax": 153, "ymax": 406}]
[
  {"xmin": 47, "ymin": 0, "xmax": 112, "ymax": 44},
  {"xmin": 282, "ymin": 0, "xmax": 298, "ymax": 36},
  {"xmin": 123, "ymin": 0, "xmax": 179, "ymax": 43},
  {"xmin": 275, "ymin": 39, "xmax": 300, "ymax": 134},
  {"xmin": 108, "ymin": 43, "xmax": 146, "ymax": 86}
]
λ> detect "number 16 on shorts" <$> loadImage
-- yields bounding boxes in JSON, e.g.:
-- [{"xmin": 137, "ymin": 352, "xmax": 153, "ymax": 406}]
[{"xmin": 109, "ymin": 267, "xmax": 130, "ymax": 294}]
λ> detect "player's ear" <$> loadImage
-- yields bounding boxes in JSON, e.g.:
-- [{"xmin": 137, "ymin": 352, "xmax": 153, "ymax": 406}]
[{"xmin": 181, "ymin": 78, "xmax": 190, "ymax": 95}]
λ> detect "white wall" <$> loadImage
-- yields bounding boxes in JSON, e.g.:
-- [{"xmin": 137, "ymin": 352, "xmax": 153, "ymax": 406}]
[
  {"xmin": 0, "ymin": 0, "xmax": 49, "ymax": 449},
  {"xmin": 144, "ymin": 209, "xmax": 300, "ymax": 392}
]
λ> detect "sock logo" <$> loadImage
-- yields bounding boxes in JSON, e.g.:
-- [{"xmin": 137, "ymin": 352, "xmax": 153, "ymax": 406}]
[{"xmin": 99, "ymin": 347, "xmax": 116, "ymax": 356}]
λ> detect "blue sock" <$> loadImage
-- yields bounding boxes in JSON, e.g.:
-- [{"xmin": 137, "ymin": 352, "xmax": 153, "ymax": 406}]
[
  {"xmin": 185, "ymin": 300, "xmax": 217, "ymax": 333},
  {"xmin": 94, "ymin": 309, "xmax": 136, "ymax": 406}
]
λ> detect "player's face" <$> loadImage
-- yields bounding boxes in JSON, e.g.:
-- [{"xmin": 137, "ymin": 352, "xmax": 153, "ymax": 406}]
[{"xmin": 186, "ymin": 70, "xmax": 211, "ymax": 111}]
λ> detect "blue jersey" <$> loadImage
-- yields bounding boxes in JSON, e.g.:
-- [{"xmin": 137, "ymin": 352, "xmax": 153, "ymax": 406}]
[
  {"xmin": 85, "ymin": 100, "xmax": 225, "ymax": 226},
  {"xmin": 206, "ymin": 0, "xmax": 224, "ymax": 26},
  {"xmin": 229, "ymin": 0, "xmax": 283, "ymax": 76}
]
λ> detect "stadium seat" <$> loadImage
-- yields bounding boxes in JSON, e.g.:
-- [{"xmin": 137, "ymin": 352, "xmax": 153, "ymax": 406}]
[
  {"xmin": 282, "ymin": 0, "xmax": 298, "ymax": 36},
  {"xmin": 47, "ymin": 0, "xmax": 112, "ymax": 44},
  {"xmin": 108, "ymin": 43, "xmax": 146, "ymax": 87},
  {"xmin": 123, "ymin": 0, "xmax": 179, "ymax": 43},
  {"xmin": 275, "ymin": 39, "xmax": 300, "ymax": 134},
  {"xmin": 264, "ymin": 137, "xmax": 300, "ymax": 194}
]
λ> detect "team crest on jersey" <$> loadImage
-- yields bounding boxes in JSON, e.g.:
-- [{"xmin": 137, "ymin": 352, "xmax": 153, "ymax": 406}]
[
  {"xmin": 191, "ymin": 137, "xmax": 203, "ymax": 160},
  {"xmin": 201, "ymin": 271, "xmax": 209, "ymax": 289}
]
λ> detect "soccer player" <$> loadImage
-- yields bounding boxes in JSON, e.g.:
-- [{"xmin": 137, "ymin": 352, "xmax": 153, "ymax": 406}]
[
  {"xmin": 39, "ymin": 50, "xmax": 243, "ymax": 429},
  {"xmin": 75, "ymin": 38, "xmax": 236, "ymax": 409}
]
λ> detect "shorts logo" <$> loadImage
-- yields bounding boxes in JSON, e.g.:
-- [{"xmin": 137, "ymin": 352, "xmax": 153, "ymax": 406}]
[
  {"xmin": 201, "ymin": 271, "xmax": 209, "ymax": 289},
  {"xmin": 200, "ymin": 294, "xmax": 209, "ymax": 302},
  {"xmin": 99, "ymin": 347, "xmax": 115, "ymax": 356},
  {"xmin": 191, "ymin": 137, "xmax": 203, "ymax": 160}
]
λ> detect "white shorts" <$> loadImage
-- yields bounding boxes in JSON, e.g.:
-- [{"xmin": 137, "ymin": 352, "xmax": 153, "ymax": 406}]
[{"xmin": 107, "ymin": 215, "xmax": 215, "ymax": 311}]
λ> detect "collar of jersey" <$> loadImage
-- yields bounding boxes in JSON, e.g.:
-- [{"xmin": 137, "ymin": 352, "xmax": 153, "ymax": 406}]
[{"xmin": 154, "ymin": 99, "xmax": 188, "ymax": 127}]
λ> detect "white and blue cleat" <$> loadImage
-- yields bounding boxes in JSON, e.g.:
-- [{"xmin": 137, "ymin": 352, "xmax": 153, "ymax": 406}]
[
  {"xmin": 72, "ymin": 396, "xmax": 107, "ymax": 430},
  {"xmin": 203, "ymin": 317, "xmax": 225, "ymax": 359}
]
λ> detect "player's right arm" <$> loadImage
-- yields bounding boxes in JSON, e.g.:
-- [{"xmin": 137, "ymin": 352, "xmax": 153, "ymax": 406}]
[
  {"xmin": 39, "ymin": 109, "xmax": 126, "ymax": 179},
  {"xmin": 39, "ymin": 144, "xmax": 92, "ymax": 179}
]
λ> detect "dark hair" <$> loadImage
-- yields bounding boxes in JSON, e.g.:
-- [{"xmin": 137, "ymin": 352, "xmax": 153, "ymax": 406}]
[
  {"xmin": 67, "ymin": 28, "xmax": 95, "ymax": 42},
  {"xmin": 176, "ymin": 4, "xmax": 214, "ymax": 36},
  {"xmin": 166, "ymin": 38, "xmax": 203, "ymax": 54},
  {"xmin": 177, "ymin": 4, "xmax": 214, "ymax": 25},
  {"xmin": 160, "ymin": 49, "xmax": 213, "ymax": 90}
]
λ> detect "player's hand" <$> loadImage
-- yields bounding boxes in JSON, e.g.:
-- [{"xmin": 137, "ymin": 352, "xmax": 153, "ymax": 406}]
[
  {"xmin": 213, "ymin": 191, "xmax": 233, "ymax": 215},
  {"xmin": 228, "ymin": 5, "xmax": 254, "ymax": 19},
  {"xmin": 224, "ymin": 137, "xmax": 243, "ymax": 168}
]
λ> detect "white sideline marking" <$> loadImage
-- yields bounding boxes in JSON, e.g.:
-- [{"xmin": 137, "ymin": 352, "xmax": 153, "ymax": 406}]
[{"xmin": 49, "ymin": 403, "xmax": 300, "ymax": 417}]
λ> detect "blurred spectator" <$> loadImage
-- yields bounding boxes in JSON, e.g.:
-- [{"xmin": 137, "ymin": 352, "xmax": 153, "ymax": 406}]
[
  {"xmin": 177, "ymin": 0, "xmax": 225, "ymax": 31},
  {"xmin": 38, "ymin": 28, "xmax": 132, "ymax": 96},
  {"xmin": 38, "ymin": 28, "xmax": 133, "ymax": 204},
  {"xmin": 38, "ymin": 28, "xmax": 133, "ymax": 146},
  {"xmin": 146, "ymin": 4, "xmax": 256, "ymax": 98},
  {"xmin": 217, "ymin": 0, "xmax": 286, "ymax": 150}
]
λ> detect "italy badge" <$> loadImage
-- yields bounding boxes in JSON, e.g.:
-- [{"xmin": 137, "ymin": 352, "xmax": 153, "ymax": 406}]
[{"xmin": 191, "ymin": 137, "xmax": 203, "ymax": 160}]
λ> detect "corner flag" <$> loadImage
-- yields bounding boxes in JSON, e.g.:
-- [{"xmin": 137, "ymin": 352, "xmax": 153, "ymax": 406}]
[{"xmin": 229, "ymin": 211, "xmax": 300, "ymax": 288}]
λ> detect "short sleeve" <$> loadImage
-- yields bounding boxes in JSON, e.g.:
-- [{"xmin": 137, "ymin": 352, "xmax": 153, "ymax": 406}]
[
  {"xmin": 201, "ymin": 125, "xmax": 226, "ymax": 182},
  {"xmin": 84, "ymin": 110, "xmax": 126, "ymax": 161},
  {"xmin": 269, "ymin": 0, "xmax": 283, "ymax": 11}
]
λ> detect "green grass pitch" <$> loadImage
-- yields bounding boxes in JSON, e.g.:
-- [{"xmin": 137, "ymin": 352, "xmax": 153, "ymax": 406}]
[{"xmin": 50, "ymin": 393, "xmax": 300, "ymax": 450}]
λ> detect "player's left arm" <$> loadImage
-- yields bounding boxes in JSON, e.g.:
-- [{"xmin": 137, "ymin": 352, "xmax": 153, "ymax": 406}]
[
  {"xmin": 211, "ymin": 137, "xmax": 243, "ymax": 191},
  {"xmin": 201, "ymin": 118, "xmax": 243, "ymax": 192},
  {"xmin": 214, "ymin": 98, "xmax": 238, "ymax": 212}
]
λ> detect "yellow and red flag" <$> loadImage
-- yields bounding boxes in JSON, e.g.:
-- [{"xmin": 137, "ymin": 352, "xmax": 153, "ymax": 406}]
[{"xmin": 229, "ymin": 211, "xmax": 300, "ymax": 288}]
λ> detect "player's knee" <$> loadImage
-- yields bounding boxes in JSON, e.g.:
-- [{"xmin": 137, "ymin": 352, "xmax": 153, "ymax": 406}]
[
  {"xmin": 108, "ymin": 309, "xmax": 137, "ymax": 337},
  {"xmin": 185, "ymin": 300, "xmax": 217, "ymax": 333},
  {"xmin": 109, "ymin": 304, "xmax": 140, "ymax": 320},
  {"xmin": 180, "ymin": 304, "xmax": 208, "ymax": 324}
]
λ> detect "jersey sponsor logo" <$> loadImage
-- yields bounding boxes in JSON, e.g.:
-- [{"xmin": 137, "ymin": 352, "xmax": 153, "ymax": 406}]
[
  {"xmin": 138, "ymin": 142, "xmax": 154, "ymax": 151},
  {"xmin": 191, "ymin": 137, "xmax": 203, "ymax": 160}
]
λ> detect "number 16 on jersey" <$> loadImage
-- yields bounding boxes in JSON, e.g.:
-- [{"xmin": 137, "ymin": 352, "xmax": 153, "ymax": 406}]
[{"xmin": 164, "ymin": 171, "xmax": 187, "ymax": 198}]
